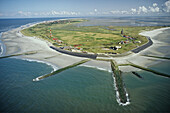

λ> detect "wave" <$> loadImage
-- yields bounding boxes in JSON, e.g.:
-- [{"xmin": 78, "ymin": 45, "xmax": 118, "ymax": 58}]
[
  {"xmin": 79, "ymin": 64, "xmax": 112, "ymax": 73},
  {"xmin": 0, "ymin": 43, "xmax": 2, "ymax": 56},
  {"xmin": 0, "ymin": 32, "xmax": 6, "ymax": 56},
  {"xmin": 20, "ymin": 58, "xmax": 59, "ymax": 82},
  {"xmin": 20, "ymin": 58, "xmax": 58, "ymax": 71}
]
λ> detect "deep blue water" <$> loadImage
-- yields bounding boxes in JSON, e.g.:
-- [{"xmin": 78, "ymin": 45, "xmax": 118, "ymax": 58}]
[
  {"xmin": 0, "ymin": 17, "xmax": 170, "ymax": 113},
  {"xmin": 0, "ymin": 17, "xmax": 72, "ymax": 33}
]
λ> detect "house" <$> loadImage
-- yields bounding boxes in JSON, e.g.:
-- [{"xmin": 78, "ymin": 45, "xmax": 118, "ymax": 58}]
[
  {"xmin": 57, "ymin": 40, "xmax": 63, "ymax": 43},
  {"xmin": 53, "ymin": 38, "xmax": 58, "ymax": 41},
  {"xmin": 60, "ymin": 46, "xmax": 71, "ymax": 50},
  {"xmin": 135, "ymin": 41, "xmax": 141, "ymax": 43},
  {"xmin": 110, "ymin": 46, "xmax": 118, "ymax": 50},
  {"xmin": 124, "ymin": 40, "xmax": 129, "ymax": 44},
  {"xmin": 74, "ymin": 44, "xmax": 82, "ymax": 47},
  {"xmin": 119, "ymin": 41, "xmax": 124, "ymax": 45},
  {"xmin": 115, "ymin": 46, "xmax": 122, "ymax": 49},
  {"xmin": 72, "ymin": 49, "xmax": 82, "ymax": 53}
]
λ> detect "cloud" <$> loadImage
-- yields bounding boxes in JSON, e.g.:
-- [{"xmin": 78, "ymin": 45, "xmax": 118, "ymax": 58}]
[
  {"xmin": 17, "ymin": 10, "xmax": 80, "ymax": 17},
  {"xmin": 149, "ymin": 6, "xmax": 159, "ymax": 13},
  {"xmin": 51, "ymin": 11, "xmax": 79, "ymax": 15},
  {"xmin": 138, "ymin": 6, "xmax": 148, "ymax": 14},
  {"xmin": 4, "ymin": 1, "xmax": 169, "ymax": 17},
  {"xmin": 153, "ymin": 3, "xmax": 158, "ymax": 7},
  {"xmin": 164, "ymin": 0, "xmax": 170, "ymax": 12},
  {"xmin": 130, "ymin": 3, "xmax": 160, "ymax": 14},
  {"xmin": 110, "ymin": 10, "xmax": 129, "ymax": 15},
  {"xmin": 18, "ymin": 11, "xmax": 32, "ymax": 16},
  {"xmin": 110, "ymin": 10, "xmax": 121, "ymax": 14},
  {"xmin": 131, "ymin": 8, "xmax": 137, "ymax": 14},
  {"xmin": 121, "ymin": 11, "xmax": 129, "ymax": 14}
]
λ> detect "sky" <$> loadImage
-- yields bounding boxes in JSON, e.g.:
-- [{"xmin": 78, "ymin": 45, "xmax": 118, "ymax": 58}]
[{"xmin": 0, "ymin": 0, "xmax": 170, "ymax": 18}]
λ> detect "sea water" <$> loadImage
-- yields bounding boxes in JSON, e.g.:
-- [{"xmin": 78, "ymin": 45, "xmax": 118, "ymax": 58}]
[{"xmin": 0, "ymin": 17, "xmax": 170, "ymax": 113}]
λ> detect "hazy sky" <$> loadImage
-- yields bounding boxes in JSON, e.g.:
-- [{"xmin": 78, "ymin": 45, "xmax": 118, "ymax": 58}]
[{"xmin": 0, "ymin": 0, "xmax": 170, "ymax": 18}]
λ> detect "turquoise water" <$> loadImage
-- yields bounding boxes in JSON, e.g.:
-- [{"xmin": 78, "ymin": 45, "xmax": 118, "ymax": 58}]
[
  {"xmin": 123, "ymin": 61, "xmax": 170, "ymax": 112},
  {"xmin": 0, "ymin": 17, "xmax": 170, "ymax": 112},
  {"xmin": 0, "ymin": 58, "xmax": 169, "ymax": 112},
  {"xmin": 0, "ymin": 58, "xmax": 116, "ymax": 112}
]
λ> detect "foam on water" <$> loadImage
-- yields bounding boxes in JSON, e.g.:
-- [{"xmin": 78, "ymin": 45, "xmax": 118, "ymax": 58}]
[
  {"xmin": 0, "ymin": 32, "xmax": 6, "ymax": 56},
  {"xmin": 19, "ymin": 58, "xmax": 58, "ymax": 72},
  {"xmin": 80, "ymin": 64, "xmax": 112, "ymax": 73},
  {"xmin": 19, "ymin": 58, "xmax": 59, "ymax": 82},
  {"xmin": 112, "ymin": 73, "xmax": 130, "ymax": 106}
]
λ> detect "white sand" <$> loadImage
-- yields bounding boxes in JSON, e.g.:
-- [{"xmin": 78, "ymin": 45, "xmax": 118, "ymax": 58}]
[
  {"xmin": 1, "ymin": 22, "xmax": 170, "ymax": 73},
  {"xmin": 1, "ymin": 27, "xmax": 86, "ymax": 69}
]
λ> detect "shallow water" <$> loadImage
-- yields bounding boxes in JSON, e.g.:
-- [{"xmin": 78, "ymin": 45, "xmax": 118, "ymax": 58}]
[
  {"xmin": 123, "ymin": 70, "xmax": 170, "ymax": 113},
  {"xmin": 0, "ymin": 17, "xmax": 170, "ymax": 112},
  {"xmin": 0, "ymin": 58, "xmax": 170, "ymax": 112},
  {"xmin": 0, "ymin": 58, "xmax": 116, "ymax": 112},
  {"xmin": 76, "ymin": 16, "xmax": 170, "ymax": 26}
]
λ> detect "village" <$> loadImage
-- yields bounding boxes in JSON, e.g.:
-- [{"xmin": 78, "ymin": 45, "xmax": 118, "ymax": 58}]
[{"xmin": 21, "ymin": 19, "xmax": 149, "ymax": 55}]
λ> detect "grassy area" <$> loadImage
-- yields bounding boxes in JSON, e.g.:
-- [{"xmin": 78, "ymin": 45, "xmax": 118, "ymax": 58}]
[{"xmin": 21, "ymin": 19, "xmax": 163, "ymax": 54}]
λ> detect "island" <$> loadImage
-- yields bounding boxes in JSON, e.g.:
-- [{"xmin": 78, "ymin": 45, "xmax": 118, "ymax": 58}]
[
  {"xmin": 18, "ymin": 19, "xmax": 169, "ymax": 105},
  {"xmin": 21, "ymin": 19, "xmax": 162, "ymax": 57}
]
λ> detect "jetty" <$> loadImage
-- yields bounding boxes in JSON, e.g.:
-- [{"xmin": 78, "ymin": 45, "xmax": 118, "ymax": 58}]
[
  {"xmin": 110, "ymin": 60, "xmax": 129, "ymax": 105},
  {"xmin": 33, "ymin": 59, "xmax": 90, "ymax": 81},
  {"xmin": 0, "ymin": 51, "xmax": 38, "ymax": 59},
  {"xmin": 118, "ymin": 63, "xmax": 170, "ymax": 78}
]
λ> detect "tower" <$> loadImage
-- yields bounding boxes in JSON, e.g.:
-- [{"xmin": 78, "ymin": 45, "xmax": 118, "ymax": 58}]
[
  {"xmin": 50, "ymin": 28, "xmax": 52, "ymax": 38},
  {"xmin": 121, "ymin": 29, "xmax": 123, "ymax": 34}
]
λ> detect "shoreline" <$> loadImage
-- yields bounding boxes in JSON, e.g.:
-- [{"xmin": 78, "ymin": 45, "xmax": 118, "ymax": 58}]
[
  {"xmin": 1, "ymin": 19, "xmax": 169, "ymax": 107},
  {"xmin": 111, "ymin": 27, "xmax": 170, "ymax": 72},
  {"xmin": 1, "ymin": 19, "xmax": 170, "ymax": 73},
  {"xmin": 0, "ymin": 19, "xmax": 87, "ymax": 71}
]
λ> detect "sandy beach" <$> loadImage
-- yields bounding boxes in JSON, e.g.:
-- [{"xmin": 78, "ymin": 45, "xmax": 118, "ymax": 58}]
[{"xmin": 1, "ymin": 21, "xmax": 170, "ymax": 72}]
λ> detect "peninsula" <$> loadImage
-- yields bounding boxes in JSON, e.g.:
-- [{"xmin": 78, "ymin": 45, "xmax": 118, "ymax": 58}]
[{"xmin": 21, "ymin": 19, "xmax": 163, "ymax": 56}]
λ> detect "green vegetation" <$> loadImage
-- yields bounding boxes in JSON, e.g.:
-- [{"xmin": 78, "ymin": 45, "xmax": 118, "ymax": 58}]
[
  {"xmin": 21, "ymin": 19, "xmax": 163, "ymax": 54},
  {"xmin": 0, "ymin": 51, "xmax": 37, "ymax": 59},
  {"xmin": 34, "ymin": 59, "xmax": 90, "ymax": 80},
  {"xmin": 110, "ymin": 60, "xmax": 128, "ymax": 103},
  {"xmin": 118, "ymin": 63, "xmax": 170, "ymax": 78}
]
